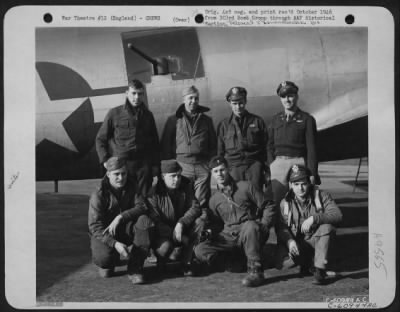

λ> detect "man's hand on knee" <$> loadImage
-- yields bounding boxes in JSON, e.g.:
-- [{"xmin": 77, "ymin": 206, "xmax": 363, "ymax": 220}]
[
  {"xmin": 288, "ymin": 239, "xmax": 299, "ymax": 258},
  {"xmin": 173, "ymin": 223, "xmax": 183, "ymax": 242},
  {"xmin": 103, "ymin": 215, "xmax": 123, "ymax": 237},
  {"xmin": 114, "ymin": 241, "xmax": 129, "ymax": 259}
]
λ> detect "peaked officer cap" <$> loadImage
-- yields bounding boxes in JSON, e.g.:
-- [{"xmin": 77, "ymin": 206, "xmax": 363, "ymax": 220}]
[
  {"xmin": 277, "ymin": 81, "xmax": 299, "ymax": 97},
  {"xmin": 226, "ymin": 86, "xmax": 247, "ymax": 102},
  {"xmin": 209, "ymin": 156, "xmax": 228, "ymax": 170},
  {"xmin": 287, "ymin": 164, "xmax": 311, "ymax": 182}
]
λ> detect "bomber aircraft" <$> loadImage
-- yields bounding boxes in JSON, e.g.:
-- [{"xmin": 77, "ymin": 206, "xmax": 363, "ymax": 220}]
[
  {"xmin": 34, "ymin": 26, "xmax": 370, "ymax": 302},
  {"xmin": 36, "ymin": 27, "xmax": 368, "ymax": 184}
]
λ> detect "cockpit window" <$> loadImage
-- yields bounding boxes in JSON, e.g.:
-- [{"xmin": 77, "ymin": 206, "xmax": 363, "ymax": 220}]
[{"xmin": 122, "ymin": 28, "xmax": 204, "ymax": 83}]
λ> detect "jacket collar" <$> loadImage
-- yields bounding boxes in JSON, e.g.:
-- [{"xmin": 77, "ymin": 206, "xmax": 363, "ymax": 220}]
[
  {"xmin": 217, "ymin": 175, "xmax": 237, "ymax": 196},
  {"xmin": 279, "ymin": 107, "xmax": 302, "ymax": 119},
  {"xmin": 228, "ymin": 110, "xmax": 249, "ymax": 123},
  {"xmin": 175, "ymin": 103, "xmax": 210, "ymax": 118},
  {"xmin": 124, "ymin": 99, "xmax": 146, "ymax": 113}
]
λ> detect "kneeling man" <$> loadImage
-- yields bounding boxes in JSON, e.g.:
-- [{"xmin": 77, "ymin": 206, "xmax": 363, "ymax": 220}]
[
  {"xmin": 194, "ymin": 156, "xmax": 276, "ymax": 287},
  {"xmin": 88, "ymin": 156, "xmax": 152, "ymax": 284},
  {"xmin": 276, "ymin": 164, "xmax": 343, "ymax": 284},
  {"xmin": 148, "ymin": 160, "xmax": 204, "ymax": 276}
]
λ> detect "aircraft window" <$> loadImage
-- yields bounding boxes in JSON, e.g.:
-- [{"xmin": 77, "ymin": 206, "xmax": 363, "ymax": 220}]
[{"xmin": 121, "ymin": 28, "xmax": 204, "ymax": 83}]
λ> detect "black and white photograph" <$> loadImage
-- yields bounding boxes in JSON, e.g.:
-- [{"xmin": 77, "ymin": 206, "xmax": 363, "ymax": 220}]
[{"xmin": 3, "ymin": 5, "xmax": 396, "ymax": 309}]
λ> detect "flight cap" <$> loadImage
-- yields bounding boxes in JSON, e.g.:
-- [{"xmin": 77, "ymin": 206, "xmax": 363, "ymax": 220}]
[
  {"xmin": 277, "ymin": 81, "xmax": 299, "ymax": 97},
  {"xmin": 182, "ymin": 85, "xmax": 199, "ymax": 97},
  {"xmin": 209, "ymin": 156, "xmax": 228, "ymax": 170},
  {"xmin": 226, "ymin": 86, "xmax": 247, "ymax": 102},
  {"xmin": 161, "ymin": 160, "xmax": 182, "ymax": 174},
  {"xmin": 105, "ymin": 156, "xmax": 126, "ymax": 171}
]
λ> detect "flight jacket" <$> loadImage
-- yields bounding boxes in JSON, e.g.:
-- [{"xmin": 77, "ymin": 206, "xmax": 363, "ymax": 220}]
[
  {"xmin": 88, "ymin": 176, "xmax": 147, "ymax": 248},
  {"xmin": 161, "ymin": 104, "xmax": 217, "ymax": 164},
  {"xmin": 96, "ymin": 100, "xmax": 160, "ymax": 168}
]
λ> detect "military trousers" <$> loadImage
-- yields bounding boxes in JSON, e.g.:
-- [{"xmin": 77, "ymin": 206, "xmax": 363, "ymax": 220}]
[
  {"xmin": 153, "ymin": 217, "xmax": 207, "ymax": 264},
  {"xmin": 126, "ymin": 159, "xmax": 153, "ymax": 196},
  {"xmin": 276, "ymin": 227, "xmax": 334, "ymax": 270},
  {"xmin": 194, "ymin": 220, "xmax": 268, "ymax": 267},
  {"xmin": 229, "ymin": 160, "xmax": 265, "ymax": 191},
  {"xmin": 90, "ymin": 215, "xmax": 153, "ymax": 269},
  {"xmin": 177, "ymin": 161, "xmax": 210, "ymax": 208}
]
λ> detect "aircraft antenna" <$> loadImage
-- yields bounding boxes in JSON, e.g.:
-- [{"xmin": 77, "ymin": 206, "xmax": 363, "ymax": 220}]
[{"xmin": 193, "ymin": 50, "xmax": 201, "ymax": 80}]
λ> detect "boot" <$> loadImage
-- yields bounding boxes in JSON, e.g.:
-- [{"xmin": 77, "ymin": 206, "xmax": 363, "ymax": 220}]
[
  {"xmin": 146, "ymin": 248, "xmax": 158, "ymax": 264},
  {"xmin": 181, "ymin": 257, "xmax": 200, "ymax": 277},
  {"xmin": 127, "ymin": 267, "xmax": 145, "ymax": 285},
  {"xmin": 181, "ymin": 257, "xmax": 204, "ymax": 277},
  {"xmin": 313, "ymin": 267, "xmax": 327, "ymax": 285},
  {"xmin": 242, "ymin": 261, "xmax": 265, "ymax": 287},
  {"xmin": 127, "ymin": 246, "xmax": 147, "ymax": 285},
  {"xmin": 299, "ymin": 265, "xmax": 314, "ymax": 277}
]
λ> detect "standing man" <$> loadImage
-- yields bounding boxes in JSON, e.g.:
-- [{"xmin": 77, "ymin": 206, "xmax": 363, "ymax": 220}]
[
  {"xmin": 217, "ymin": 87, "xmax": 269, "ymax": 191},
  {"xmin": 276, "ymin": 164, "xmax": 342, "ymax": 284},
  {"xmin": 96, "ymin": 79, "xmax": 160, "ymax": 196},
  {"xmin": 194, "ymin": 156, "xmax": 276, "ymax": 287},
  {"xmin": 161, "ymin": 85, "xmax": 217, "ymax": 208},
  {"xmin": 267, "ymin": 81, "xmax": 320, "ymax": 208},
  {"xmin": 88, "ymin": 157, "xmax": 153, "ymax": 284},
  {"xmin": 147, "ymin": 160, "xmax": 204, "ymax": 276}
]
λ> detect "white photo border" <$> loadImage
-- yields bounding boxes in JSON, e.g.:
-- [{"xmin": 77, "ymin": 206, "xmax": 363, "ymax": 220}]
[{"xmin": 3, "ymin": 5, "xmax": 396, "ymax": 309}]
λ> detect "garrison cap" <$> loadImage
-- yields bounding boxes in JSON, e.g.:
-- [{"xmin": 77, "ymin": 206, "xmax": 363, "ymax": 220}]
[
  {"xmin": 182, "ymin": 85, "xmax": 199, "ymax": 97},
  {"xmin": 161, "ymin": 160, "xmax": 182, "ymax": 174},
  {"xmin": 287, "ymin": 164, "xmax": 311, "ymax": 183},
  {"xmin": 209, "ymin": 156, "xmax": 228, "ymax": 170},
  {"xmin": 226, "ymin": 86, "xmax": 247, "ymax": 102},
  {"xmin": 105, "ymin": 156, "xmax": 126, "ymax": 171},
  {"xmin": 277, "ymin": 81, "xmax": 299, "ymax": 97}
]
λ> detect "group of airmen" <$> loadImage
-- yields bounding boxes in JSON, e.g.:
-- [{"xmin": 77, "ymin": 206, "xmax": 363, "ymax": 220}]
[{"xmin": 88, "ymin": 79, "xmax": 343, "ymax": 288}]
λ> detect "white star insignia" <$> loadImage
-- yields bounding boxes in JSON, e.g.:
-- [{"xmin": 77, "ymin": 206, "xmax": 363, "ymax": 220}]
[{"xmin": 36, "ymin": 71, "xmax": 85, "ymax": 152}]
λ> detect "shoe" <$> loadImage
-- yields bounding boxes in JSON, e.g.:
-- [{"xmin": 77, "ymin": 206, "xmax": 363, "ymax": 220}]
[
  {"xmin": 242, "ymin": 262, "xmax": 265, "ymax": 287},
  {"xmin": 146, "ymin": 248, "xmax": 158, "ymax": 264},
  {"xmin": 182, "ymin": 264, "xmax": 195, "ymax": 277},
  {"xmin": 326, "ymin": 270, "xmax": 338, "ymax": 278},
  {"xmin": 127, "ymin": 248, "xmax": 146, "ymax": 284},
  {"xmin": 98, "ymin": 267, "xmax": 114, "ymax": 278},
  {"xmin": 242, "ymin": 271, "xmax": 265, "ymax": 287},
  {"xmin": 128, "ymin": 272, "xmax": 145, "ymax": 285},
  {"xmin": 169, "ymin": 246, "xmax": 183, "ymax": 261},
  {"xmin": 313, "ymin": 267, "xmax": 327, "ymax": 285},
  {"xmin": 299, "ymin": 265, "xmax": 313, "ymax": 277},
  {"xmin": 182, "ymin": 260, "xmax": 200, "ymax": 277}
]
